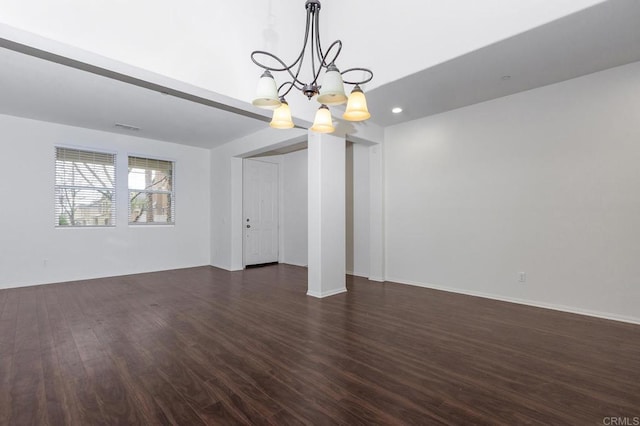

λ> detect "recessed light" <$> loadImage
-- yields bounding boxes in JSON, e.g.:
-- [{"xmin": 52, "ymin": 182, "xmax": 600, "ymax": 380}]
[{"xmin": 392, "ymin": 107, "xmax": 403, "ymax": 114}]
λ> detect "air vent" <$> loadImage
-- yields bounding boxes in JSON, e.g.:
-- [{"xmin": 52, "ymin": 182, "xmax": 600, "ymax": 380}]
[{"xmin": 114, "ymin": 123, "xmax": 141, "ymax": 131}]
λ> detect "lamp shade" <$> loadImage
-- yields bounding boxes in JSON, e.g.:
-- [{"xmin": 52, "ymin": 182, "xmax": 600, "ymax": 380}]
[
  {"xmin": 270, "ymin": 98, "xmax": 294, "ymax": 129},
  {"xmin": 252, "ymin": 70, "xmax": 281, "ymax": 109},
  {"xmin": 310, "ymin": 105, "xmax": 335, "ymax": 133},
  {"xmin": 343, "ymin": 85, "xmax": 371, "ymax": 121},
  {"xmin": 317, "ymin": 64, "xmax": 347, "ymax": 106}
]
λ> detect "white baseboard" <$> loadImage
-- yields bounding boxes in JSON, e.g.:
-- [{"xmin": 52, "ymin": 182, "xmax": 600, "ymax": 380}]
[
  {"xmin": 368, "ymin": 275, "xmax": 385, "ymax": 282},
  {"xmin": 307, "ymin": 287, "xmax": 347, "ymax": 298},
  {"xmin": 385, "ymin": 276, "xmax": 640, "ymax": 326},
  {"xmin": 210, "ymin": 262, "xmax": 231, "ymax": 271},
  {"xmin": 281, "ymin": 261, "xmax": 308, "ymax": 268}
]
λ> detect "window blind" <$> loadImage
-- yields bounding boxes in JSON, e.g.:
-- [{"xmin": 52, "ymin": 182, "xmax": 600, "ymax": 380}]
[
  {"xmin": 55, "ymin": 147, "xmax": 116, "ymax": 227},
  {"xmin": 128, "ymin": 156, "xmax": 173, "ymax": 171}
]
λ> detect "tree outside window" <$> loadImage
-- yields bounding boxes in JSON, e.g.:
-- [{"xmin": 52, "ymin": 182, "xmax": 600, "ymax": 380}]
[{"xmin": 128, "ymin": 157, "xmax": 174, "ymax": 225}]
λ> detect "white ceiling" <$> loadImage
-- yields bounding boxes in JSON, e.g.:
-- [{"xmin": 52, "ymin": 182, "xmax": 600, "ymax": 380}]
[
  {"xmin": 367, "ymin": 0, "xmax": 640, "ymax": 127},
  {"xmin": 0, "ymin": 0, "xmax": 605, "ymax": 100},
  {"xmin": 0, "ymin": 46, "xmax": 268, "ymax": 149},
  {"xmin": 0, "ymin": 0, "xmax": 639, "ymax": 146}
]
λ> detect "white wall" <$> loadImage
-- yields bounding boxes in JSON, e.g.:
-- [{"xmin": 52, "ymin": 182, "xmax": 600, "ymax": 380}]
[
  {"xmin": 0, "ymin": 114, "xmax": 211, "ymax": 289},
  {"xmin": 281, "ymin": 149, "xmax": 308, "ymax": 267},
  {"xmin": 369, "ymin": 143, "xmax": 385, "ymax": 282},
  {"xmin": 346, "ymin": 144, "xmax": 355, "ymax": 273},
  {"xmin": 346, "ymin": 143, "xmax": 371, "ymax": 277},
  {"xmin": 352, "ymin": 143, "xmax": 371, "ymax": 277},
  {"xmin": 384, "ymin": 61, "xmax": 640, "ymax": 324}
]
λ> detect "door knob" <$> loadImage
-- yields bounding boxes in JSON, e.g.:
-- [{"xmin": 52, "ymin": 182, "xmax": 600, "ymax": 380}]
[{"xmin": 246, "ymin": 224, "xmax": 251, "ymax": 228}]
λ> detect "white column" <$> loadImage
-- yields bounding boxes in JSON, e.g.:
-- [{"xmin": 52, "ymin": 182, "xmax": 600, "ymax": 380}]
[
  {"xmin": 369, "ymin": 143, "xmax": 385, "ymax": 282},
  {"xmin": 307, "ymin": 131, "xmax": 346, "ymax": 298}
]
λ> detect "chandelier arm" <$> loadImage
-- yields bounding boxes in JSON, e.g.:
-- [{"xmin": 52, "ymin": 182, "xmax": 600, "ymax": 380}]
[
  {"xmin": 311, "ymin": 8, "xmax": 329, "ymax": 84},
  {"xmin": 250, "ymin": 49, "xmax": 310, "ymax": 91},
  {"xmin": 278, "ymin": 81, "xmax": 300, "ymax": 98},
  {"xmin": 311, "ymin": 40, "xmax": 342, "ymax": 85},
  {"xmin": 292, "ymin": 6, "xmax": 313, "ymax": 77},
  {"xmin": 341, "ymin": 67, "xmax": 374, "ymax": 85},
  {"xmin": 309, "ymin": 4, "xmax": 325, "ymax": 86},
  {"xmin": 287, "ymin": 5, "xmax": 315, "ymax": 90},
  {"xmin": 312, "ymin": 10, "xmax": 341, "ymax": 70},
  {"xmin": 251, "ymin": 50, "xmax": 291, "ymax": 73},
  {"xmin": 314, "ymin": 11, "xmax": 326, "ymax": 66},
  {"xmin": 310, "ymin": 9, "xmax": 321, "ymax": 85},
  {"xmin": 322, "ymin": 40, "xmax": 342, "ymax": 68},
  {"xmin": 289, "ymin": 31, "xmax": 310, "ymax": 88}
]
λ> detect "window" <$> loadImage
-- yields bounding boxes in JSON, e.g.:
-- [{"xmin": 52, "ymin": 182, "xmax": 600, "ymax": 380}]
[
  {"xmin": 128, "ymin": 156, "xmax": 174, "ymax": 224},
  {"xmin": 55, "ymin": 147, "xmax": 116, "ymax": 227}
]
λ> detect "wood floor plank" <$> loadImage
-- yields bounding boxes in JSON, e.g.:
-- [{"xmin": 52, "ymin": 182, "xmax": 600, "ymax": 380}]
[
  {"xmin": 0, "ymin": 264, "xmax": 639, "ymax": 425},
  {"xmin": 0, "ymin": 290, "xmax": 7, "ymax": 323},
  {"xmin": 176, "ymin": 284, "xmax": 489, "ymax": 423},
  {"xmin": 36, "ymin": 288, "xmax": 80, "ymax": 426},
  {"xmin": 0, "ymin": 355, "xmax": 12, "ymax": 425},
  {"xmin": 138, "ymin": 369, "xmax": 207, "ymax": 426},
  {"xmin": 166, "ymin": 298, "xmax": 403, "ymax": 424},
  {"xmin": 42, "ymin": 286, "xmax": 87, "ymax": 382},
  {"xmin": 7, "ymin": 289, "xmax": 48, "ymax": 425}
]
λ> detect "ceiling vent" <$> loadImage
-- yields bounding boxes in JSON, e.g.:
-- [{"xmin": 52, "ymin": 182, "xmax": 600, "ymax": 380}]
[{"xmin": 114, "ymin": 123, "xmax": 141, "ymax": 131}]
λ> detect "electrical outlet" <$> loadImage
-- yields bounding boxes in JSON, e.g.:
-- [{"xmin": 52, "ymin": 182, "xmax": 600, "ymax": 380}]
[{"xmin": 518, "ymin": 272, "xmax": 526, "ymax": 283}]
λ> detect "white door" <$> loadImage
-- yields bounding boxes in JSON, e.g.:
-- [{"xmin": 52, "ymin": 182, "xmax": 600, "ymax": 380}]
[{"xmin": 243, "ymin": 159, "xmax": 279, "ymax": 266}]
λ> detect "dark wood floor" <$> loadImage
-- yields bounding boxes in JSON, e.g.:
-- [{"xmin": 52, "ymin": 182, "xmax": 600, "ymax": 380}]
[{"xmin": 1, "ymin": 264, "xmax": 639, "ymax": 425}]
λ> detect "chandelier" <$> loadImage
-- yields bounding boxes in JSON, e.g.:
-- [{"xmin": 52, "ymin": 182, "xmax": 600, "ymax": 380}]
[{"xmin": 251, "ymin": 0, "xmax": 373, "ymax": 133}]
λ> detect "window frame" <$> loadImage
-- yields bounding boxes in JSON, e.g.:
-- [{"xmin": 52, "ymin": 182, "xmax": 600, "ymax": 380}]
[
  {"xmin": 54, "ymin": 146, "xmax": 117, "ymax": 228},
  {"xmin": 127, "ymin": 155, "xmax": 176, "ymax": 226}
]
